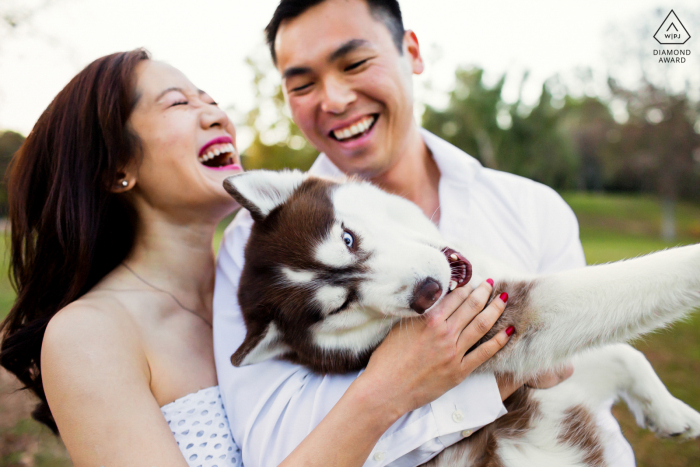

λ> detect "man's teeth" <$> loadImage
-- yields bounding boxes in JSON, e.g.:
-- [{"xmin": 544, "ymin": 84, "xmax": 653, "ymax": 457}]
[
  {"xmin": 333, "ymin": 115, "xmax": 375, "ymax": 141},
  {"xmin": 198, "ymin": 143, "xmax": 235, "ymax": 162}
]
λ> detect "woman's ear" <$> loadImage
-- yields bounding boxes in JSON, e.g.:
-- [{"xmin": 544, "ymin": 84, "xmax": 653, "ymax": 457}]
[{"xmin": 111, "ymin": 170, "xmax": 136, "ymax": 193}]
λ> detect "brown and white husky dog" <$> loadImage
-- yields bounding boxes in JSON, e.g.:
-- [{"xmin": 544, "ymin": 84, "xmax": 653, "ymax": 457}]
[{"xmin": 224, "ymin": 169, "xmax": 700, "ymax": 467}]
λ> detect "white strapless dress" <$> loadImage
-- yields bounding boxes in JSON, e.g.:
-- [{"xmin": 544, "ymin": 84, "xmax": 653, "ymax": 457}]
[{"xmin": 161, "ymin": 386, "xmax": 243, "ymax": 467}]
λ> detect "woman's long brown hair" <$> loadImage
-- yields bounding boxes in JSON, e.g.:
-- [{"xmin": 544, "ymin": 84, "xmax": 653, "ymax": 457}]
[{"xmin": 0, "ymin": 49, "xmax": 150, "ymax": 433}]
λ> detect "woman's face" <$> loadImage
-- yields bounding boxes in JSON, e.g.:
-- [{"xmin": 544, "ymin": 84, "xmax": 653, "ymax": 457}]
[{"xmin": 127, "ymin": 60, "xmax": 242, "ymax": 219}]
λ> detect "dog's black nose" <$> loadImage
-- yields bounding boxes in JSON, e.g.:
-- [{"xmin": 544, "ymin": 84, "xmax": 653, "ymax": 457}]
[{"xmin": 410, "ymin": 278, "xmax": 442, "ymax": 314}]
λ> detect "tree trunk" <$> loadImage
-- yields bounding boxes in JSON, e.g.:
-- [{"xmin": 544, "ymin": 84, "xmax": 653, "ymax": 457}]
[{"xmin": 661, "ymin": 197, "xmax": 676, "ymax": 242}]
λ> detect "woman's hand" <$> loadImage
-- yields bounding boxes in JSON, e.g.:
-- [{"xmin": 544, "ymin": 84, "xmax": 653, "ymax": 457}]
[
  {"xmin": 280, "ymin": 280, "xmax": 511, "ymax": 467},
  {"xmin": 359, "ymin": 279, "xmax": 512, "ymax": 419}
]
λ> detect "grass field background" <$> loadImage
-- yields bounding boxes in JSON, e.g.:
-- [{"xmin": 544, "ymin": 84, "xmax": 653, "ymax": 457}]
[{"xmin": 1, "ymin": 193, "xmax": 700, "ymax": 466}]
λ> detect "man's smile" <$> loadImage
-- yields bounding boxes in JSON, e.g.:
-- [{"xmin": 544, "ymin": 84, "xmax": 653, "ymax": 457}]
[{"xmin": 329, "ymin": 114, "xmax": 378, "ymax": 141}]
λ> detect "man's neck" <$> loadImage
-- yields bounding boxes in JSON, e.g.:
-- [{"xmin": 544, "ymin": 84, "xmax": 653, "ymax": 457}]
[{"xmin": 370, "ymin": 126, "xmax": 441, "ymax": 225}]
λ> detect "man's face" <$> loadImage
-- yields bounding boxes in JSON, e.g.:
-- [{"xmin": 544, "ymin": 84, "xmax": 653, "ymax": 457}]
[{"xmin": 275, "ymin": 0, "xmax": 424, "ymax": 178}]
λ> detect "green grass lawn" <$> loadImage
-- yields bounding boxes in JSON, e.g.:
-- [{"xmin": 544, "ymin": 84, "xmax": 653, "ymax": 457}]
[
  {"xmin": 562, "ymin": 192, "xmax": 700, "ymax": 467},
  {"xmin": 1, "ymin": 194, "xmax": 700, "ymax": 466}
]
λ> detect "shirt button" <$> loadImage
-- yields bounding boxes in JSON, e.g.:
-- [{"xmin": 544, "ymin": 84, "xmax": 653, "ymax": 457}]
[
  {"xmin": 452, "ymin": 410, "xmax": 464, "ymax": 422},
  {"xmin": 373, "ymin": 451, "xmax": 384, "ymax": 461},
  {"xmin": 461, "ymin": 429, "xmax": 473, "ymax": 437}
]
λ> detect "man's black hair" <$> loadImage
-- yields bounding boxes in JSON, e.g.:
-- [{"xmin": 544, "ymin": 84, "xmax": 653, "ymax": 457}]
[{"xmin": 265, "ymin": 0, "xmax": 405, "ymax": 65}]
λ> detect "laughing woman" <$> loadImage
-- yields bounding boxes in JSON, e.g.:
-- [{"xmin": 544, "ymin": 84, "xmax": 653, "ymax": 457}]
[{"xmin": 0, "ymin": 50, "xmax": 517, "ymax": 467}]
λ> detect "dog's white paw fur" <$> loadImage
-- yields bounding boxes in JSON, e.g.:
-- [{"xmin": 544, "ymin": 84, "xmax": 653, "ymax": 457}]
[{"xmin": 638, "ymin": 393, "xmax": 700, "ymax": 439}]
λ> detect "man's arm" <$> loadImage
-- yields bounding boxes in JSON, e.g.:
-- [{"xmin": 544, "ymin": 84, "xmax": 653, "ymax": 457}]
[
  {"xmin": 530, "ymin": 186, "xmax": 587, "ymax": 273},
  {"xmin": 213, "ymin": 210, "xmax": 508, "ymax": 467}
]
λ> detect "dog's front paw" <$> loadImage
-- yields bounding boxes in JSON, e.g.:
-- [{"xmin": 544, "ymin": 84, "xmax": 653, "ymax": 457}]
[{"xmin": 644, "ymin": 396, "xmax": 700, "ymax": 439}]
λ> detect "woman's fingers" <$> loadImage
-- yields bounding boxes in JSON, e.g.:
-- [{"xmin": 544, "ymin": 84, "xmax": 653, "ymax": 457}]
[
  {"xmin": 428, "ymin": 283, "xmax": 474, "ymax": 324},
  {"xmin": 455, "ymin": 285, "xmax": 507, "ymax": 352},
  {"xmin": 445, "ymin": 280, "xmax": 494, "ymax": 331},
  {"xmin": 461, "ymin": 324, "xmax": 513, "ymax": 375}
]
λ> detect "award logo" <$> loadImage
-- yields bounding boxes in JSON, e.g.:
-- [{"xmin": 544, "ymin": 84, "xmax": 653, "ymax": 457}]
[{"xmin": 652, "ymin": 10, "xmax": 691, "ymax": 63}]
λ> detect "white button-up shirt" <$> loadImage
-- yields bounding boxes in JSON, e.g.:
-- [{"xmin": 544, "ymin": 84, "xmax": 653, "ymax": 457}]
[{"xmin": 213, "ymin": 129, "xmax": 631, "ymax": 467}]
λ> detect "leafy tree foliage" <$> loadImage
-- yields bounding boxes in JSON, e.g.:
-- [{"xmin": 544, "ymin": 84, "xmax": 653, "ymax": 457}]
[
  {"xmin": 240, "ymin": 55, "xmax": 318, "ymax": 172},
  {"xmin": 422, "ymin": 68, "xmax": 580, "ymax": 190},
  {"xmin": 0, "ymin": 130, "xmax": 24, "ymax": 215}
]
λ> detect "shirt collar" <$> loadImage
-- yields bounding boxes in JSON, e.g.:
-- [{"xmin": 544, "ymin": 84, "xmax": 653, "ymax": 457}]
[{"xmin": 309, "ymin": 128, "xmax": 483, "ymax": 185}]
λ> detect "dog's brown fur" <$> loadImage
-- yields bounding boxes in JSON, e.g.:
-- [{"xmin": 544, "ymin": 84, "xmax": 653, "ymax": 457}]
[
  {"xmin": 423, "ymin": 387, "xmax": 540, "ymax": 467},
  {"xmin": 231, "ymin": 177, "xmax": 375, "ymax": 373},
  {"xmin": 464, "ymin": 280, "xmax": 539, "ymax": 360},
  {"xmin": 558, "ymin": 405, "xmax": 607, "ymax": 467}
]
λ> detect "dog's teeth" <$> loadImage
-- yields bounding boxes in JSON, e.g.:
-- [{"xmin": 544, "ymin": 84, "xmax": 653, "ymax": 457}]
[
  {"xmin": 450, "ymin": 254, "xmax": 458, "ymax": 261},
  {"xmin": 449, "ymin": 280, "xmax": 457, "ymax": 291}
]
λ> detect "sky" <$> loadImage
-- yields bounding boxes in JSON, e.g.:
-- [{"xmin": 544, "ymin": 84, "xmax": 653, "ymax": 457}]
[{"xmin": 1, "ymin": 0, "xmax": 698, "ymax": 148}]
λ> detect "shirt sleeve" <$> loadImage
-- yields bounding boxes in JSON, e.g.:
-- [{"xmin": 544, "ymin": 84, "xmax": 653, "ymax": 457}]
[
  {"xmin": 530, "ymin": 185, "xmax": 587, "ymax": 273},
  {"xmin": 213, "ymin": 210, "xmax": 507, "ymax": 467}
]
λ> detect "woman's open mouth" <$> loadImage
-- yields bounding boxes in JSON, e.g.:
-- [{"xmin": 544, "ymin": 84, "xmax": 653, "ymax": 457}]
[
  {"xmin": 329, "ymin": 114, "xmax": 378, "ymax": 142},
  {"xmin": 442, "ymin": 248, "xmax": 472, "ymax": 292},
  {"xmin": 198, "ymin": 142, "xmax": 236, "ymax": 168}
]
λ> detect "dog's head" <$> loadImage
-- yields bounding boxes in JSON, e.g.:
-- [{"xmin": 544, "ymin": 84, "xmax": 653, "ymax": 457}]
[{"xmin": 224, "ymin": 170, "xmax": 471, "ymax": 373}]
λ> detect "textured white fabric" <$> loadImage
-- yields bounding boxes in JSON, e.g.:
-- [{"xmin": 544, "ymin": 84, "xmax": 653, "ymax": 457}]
[
  {"xmin": 213, "ymin": 129, "xmax": 633, "ymax": 466},
  {"xmin": 161, "ymin": 386, "xmax": 243, "ymax": 467}
]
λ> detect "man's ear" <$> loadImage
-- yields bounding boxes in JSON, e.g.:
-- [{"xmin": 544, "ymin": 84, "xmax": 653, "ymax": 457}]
[
  {"xmin": 404, "ymin": 30, "xmax": 424, "ymax": 75},
  {"xmin": 223, "ymin": 170, "xmax": 307, "ymax": 222},
  {"xmin": 231, "ymin": 322, "xmax": 291, "ymax": 367}
]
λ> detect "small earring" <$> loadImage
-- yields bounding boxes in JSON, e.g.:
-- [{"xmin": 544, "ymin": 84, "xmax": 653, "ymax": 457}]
[{"xmin": 121, "ymin": 180, "xmax": 128, "ymax": 187}]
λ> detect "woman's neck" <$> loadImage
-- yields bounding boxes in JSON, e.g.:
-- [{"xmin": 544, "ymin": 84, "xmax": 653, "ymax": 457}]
[{"xmin": 123, "ymin": 208, "xmax": 221, "ymax": 317}]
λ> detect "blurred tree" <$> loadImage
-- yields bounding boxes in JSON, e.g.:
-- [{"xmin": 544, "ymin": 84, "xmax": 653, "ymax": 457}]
[
  {"xmin": 558, "ymin": 95, "xmax": 618, "ymax": 191},
  {"xmin": 422, "ymin": 67, "xmax": 579, "ymax": 190},
  {"xmin": 607, "ymin": 79, "xmax": 700, "ymax": 240},
  {"xmin": 422, "ymin": 68, "xmax": 503, "ymax": 169},
  {"xmin": 240, "ymin": 54, "xmax": 318, "ymax": 171},
  {"xmin": 0, "ymin": 130, "xmax": 25, "ymax": 216},
  {"xmin": 601, "ymin": 8, "xmax": 700, "ymax": 240},
  {"xmin": 500, "ymin": 83, "xmax": 579, "ymax": 190}
]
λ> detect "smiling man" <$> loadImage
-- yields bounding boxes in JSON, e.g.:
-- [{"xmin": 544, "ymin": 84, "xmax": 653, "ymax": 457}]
[
  {"xmin": 213, "ymin": 1, "xmax": 635, "ymax": 466},
  {"xmin": 272, "ymin": 0, "xmax": 438, "ymax": 220}
]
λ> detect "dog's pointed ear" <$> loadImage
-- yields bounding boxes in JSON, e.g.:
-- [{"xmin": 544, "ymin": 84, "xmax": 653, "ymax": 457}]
[
  {"xmin": 231, "ymin": 322, "xmax": 291, "ymax": 367},
  {"xmin": 224, "ymin": 170, "xmax": 306, "ymax": 222}
]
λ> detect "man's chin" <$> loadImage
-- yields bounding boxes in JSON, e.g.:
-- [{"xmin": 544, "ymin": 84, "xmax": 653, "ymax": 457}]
[{"xmin": 329, "ymin": 154, "xmax": 391, "ymax": 180}]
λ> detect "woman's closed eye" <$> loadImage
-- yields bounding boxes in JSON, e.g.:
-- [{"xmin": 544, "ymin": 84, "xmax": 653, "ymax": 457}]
[{"xmin": 169, "ymin": 99, "xmax": 217, "ymax": 107}]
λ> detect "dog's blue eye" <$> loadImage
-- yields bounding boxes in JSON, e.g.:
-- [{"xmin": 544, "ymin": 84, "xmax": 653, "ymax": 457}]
[{"xmin": 342, "ymin": 231, "xmax": 354, "ymax": 248}]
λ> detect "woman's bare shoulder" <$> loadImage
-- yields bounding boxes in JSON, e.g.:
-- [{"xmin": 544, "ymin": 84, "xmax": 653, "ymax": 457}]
[
  {"xmin": 41, "ymin": 292, "xmax": 149, "ymax": 384},
  {"xmin": 40, "ymin": 290, "xmax": 190, "ymax": 467}
]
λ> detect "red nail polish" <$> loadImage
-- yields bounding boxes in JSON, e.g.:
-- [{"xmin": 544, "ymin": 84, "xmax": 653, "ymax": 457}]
[
  {"xmin": 505, "ymin": 326, "xmax": 515, "ymax": 336},
  {"xmin": 500, "ymin": 292, "xmax": 509, "ymax": 303},
  {"xmin": 486, "ymin": 278, "xmax": 494, "ymax": 287}
]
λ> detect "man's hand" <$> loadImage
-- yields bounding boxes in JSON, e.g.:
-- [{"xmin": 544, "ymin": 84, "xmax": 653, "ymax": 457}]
[
  {"xmin": 496, "ymin": 364, "xmax": 575, "ymax": 400},
  {"xmin": 525, "ymin": 365, "xmax": 575, "ymax": 389}
]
